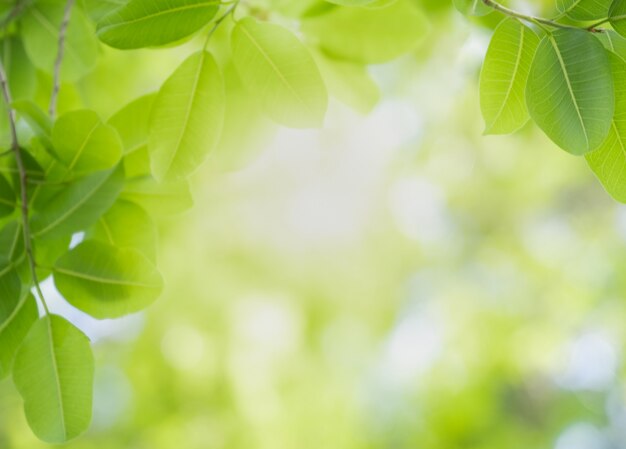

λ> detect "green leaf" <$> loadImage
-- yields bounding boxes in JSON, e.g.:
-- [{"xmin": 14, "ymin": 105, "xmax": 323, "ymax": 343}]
[
  {"xmin": 610, "ymin": 0, "xmax": 626, "ymax": 39},
  {"xmin": 0, "ymin": 173, "xmax": 15, "ymax": 218},
  {"xmin": 0, "ymin": 292, "xmax": 37, "ymax": 379},
  {"xmin": 13, "ymin": 315, "xmax": 94, "ymax": 444},
  {"xmin": 0, "ymin": 221, "xmax": 24, "ymax": 264},
  {"xmin": 480, "ymin": 19, "xmax": 539, "ymax": 134},
  {"xmin": 82, "ymin": 0, "xmax": 126, "ymax": 21},
  {"xmin": 54, "ymin": 240, "xmax": 163, "ymax": 319},
  {"xmin": 52, "ymin": 110, "xmax": 123, "ymax": 176},
  {"xmin": 21, "ymin": 3, "xmax": 98, "ymax": 81},
  {"xmin": 14, "ymin": 100, "xmax": 54, "ymax": 149},
  {"xmin": 92, "ymin": 199, "xmax": 157, "ymax": 260},
  {"xmin": 558, "ymin": 0, "xmax": 612, "ymax": 21},
  {"xmin": 1, "ymin": 37, "xmax": 37, "ymax": 101},
  {"xmin": 453, "ymin": 0, "xmax": 492, "ymax": 16},
  {"xmin": 96, "ymin": 0, "xmax": 219, "ymax": 49},
  {"xmin": 231, "ymin": 18, "xmax": 328, "ymax": 128},
  {"xmin": 123, "ymin": 145, "xmax": 151, "ymax": 179},
  {"xmin": 107, "ymin": 94, "xmax": 156, "ymax": 154},
  {"xmin": 596, "ymin": 29, "xmax": 626, "ymax": 60},
  {"xmin": 120, "ymin": 177, "xmax": 193, "ymax": 216},
  {"xmin": 149, "ymin": 51, "xmax": 224, "ymax": 181},
  {"xmin": 33, "ymin": 235, "xmax": 71, "ymax": 281},
  {"xmin": 0, "ymin": 261, "xmax": 22, "ymax": 321},
  {"xmin": 526, "ymin": 29, "xmax": 613, "ymax": 155},
  {"xmin": 301, "ymin": 0, "xmax": 427, "ymax": 64},
  {"xmin": 586, "ymin": 53, "xmax": 626, "ymax": 201},
  {"xmin": 31, "ymin": 165, "xmax": 125, "ymax": 241},
  {"xmin": 312, "ymin": 50, "xmax": 380, "ymax": 114}
]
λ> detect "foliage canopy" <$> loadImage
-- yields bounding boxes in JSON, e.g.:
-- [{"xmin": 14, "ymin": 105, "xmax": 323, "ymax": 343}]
[{"xmin": 2, "ymin": 0, "xmax": 626, "ymax": 443}]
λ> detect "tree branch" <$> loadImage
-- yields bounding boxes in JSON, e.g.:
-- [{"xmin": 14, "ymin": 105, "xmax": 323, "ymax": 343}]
[
  {"xmin": 0, "ymin": 60, "xmax": 49, "ymax": 314},
  {"xmin": 480, "ymin": 0, "xmax": 603, "ymax": 32},
  {"xmin": 0, "ymin": 0, "xmax": 30, "ymax": 30},
  {"xmin": 49, "ymin": 0, "xmax": 75, "ymax": 119}
]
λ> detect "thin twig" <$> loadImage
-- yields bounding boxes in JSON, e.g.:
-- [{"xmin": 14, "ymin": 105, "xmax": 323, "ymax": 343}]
[
  {"xmin": 203, "ymin": 0, "xmax": 240, "ymax": 50},
  {"xmin": 0, "ymin": 0, "xmax": 29, "ymax": 30},
  {"xmin": 0, "ymin": 60, "xmax": 49, "ymax": 315},
  {"xmin": 481, "ymin": 0, "xmax": 604, "ymax": 32},
  {"xmin": 49, "ymin": 0, "xmax": 75, "ymax": 119}
]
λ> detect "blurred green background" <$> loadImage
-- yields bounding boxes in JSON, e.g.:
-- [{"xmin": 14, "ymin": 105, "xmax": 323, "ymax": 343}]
[{"xmin": 3, "ymin": 1, "xmax": 626, "ymax": 447}]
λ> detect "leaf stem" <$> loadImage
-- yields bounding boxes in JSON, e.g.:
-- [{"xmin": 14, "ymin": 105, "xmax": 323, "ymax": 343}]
[
  {"xmin": 49, "ymin": 0, "xmax": 75, "ymax": 119},
  {"xmin": 0, "ymin": 60, "xmax": 49, "ymax": 316},
  {"xmin": 587, "ymin": 17, "xmax": 611, "ymax": 30},
  {"xmin": 203, "ymin": 0, "xmax": 240, "ymax": 51},
  {"xmin": 480, "ymin": 0, "xmax": 597, "ymax": 31}
]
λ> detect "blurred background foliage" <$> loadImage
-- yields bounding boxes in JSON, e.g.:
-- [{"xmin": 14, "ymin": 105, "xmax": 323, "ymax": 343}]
[{"xmin": 3, "ymin": 0, "xmax": 626, "ymax": 447}]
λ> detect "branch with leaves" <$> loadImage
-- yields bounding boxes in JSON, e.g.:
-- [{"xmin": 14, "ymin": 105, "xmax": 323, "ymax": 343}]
[
  {"xmin": 0, "ymin": 0, "xmax": 428, "ymax": 443},
  {"xmin": 455, "ymin": 0, "xmax": 626, "ymax": 202}
]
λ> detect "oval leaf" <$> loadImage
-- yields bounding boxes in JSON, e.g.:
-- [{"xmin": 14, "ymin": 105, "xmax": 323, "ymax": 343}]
[
  {"xmin": 21, "ymin": 3, "xmax": 98, "ymax": 81},
  {"xmin": 558, "ymin": 0, "xmax": 612, "ymax": 20},
  {"xmin": 526, "ymin": 29, "xmax": 613, "ymax": 155},
  {"xmin": 480, "ymin": 19, "xmax": 539, "ymax": 134},
  {"xmin": 120, "ymin": 177, "xmax": 193, "ymax": 216},
  {"xmin": 232, "ymin": 18, "xmax": 328, "ymax": 128},
  {"xmin": 31, "ymin": 165, "xmax": 125, "ymax": 241},
  {"xmin": 149, "ymin": 51, "xmax": 224, "ymax": 181},
  {"xmin": 13, "ymin": 315, "xmax": 94, "ymax": 444},
  {"xmin": 610, "ymin": 0, "xmax": 626, "ymax": 39},
  {"xmin": 0, "ymin": 292, "xmax": 38, "ymax": 379},
  {"xmin": 301, "ymin": 0, "xmax": 427, "ymax": 64},
  {"xmin": 53, "ymin": 240, "xmax": 163, "ymax": 319},
  {"xmin": 96, "ymin": 0, "xmax": 219, "ymax": 49},
  {"xmin": 108, "ymin": 94, "xmax": 156, "ymax": 154},
  {"xmin": 92, "ymin": 199, "xmax": 157, "ymax": 260},
  {"xmin": 586, "ymin": 53, "xmax": 626, "ymax": 201},
  {"xmin": 52, "ymin": 110, "xmax": 123, "ymax": 176}
]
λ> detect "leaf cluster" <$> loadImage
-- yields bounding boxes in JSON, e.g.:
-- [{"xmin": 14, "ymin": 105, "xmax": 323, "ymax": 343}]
[
  {"xmin": 0, "ymin": 0, "xmax": 427, "ymax": 443},
  {"xmin": 459, "ymin": 0, "xmax": 626, "ymax": 202}
]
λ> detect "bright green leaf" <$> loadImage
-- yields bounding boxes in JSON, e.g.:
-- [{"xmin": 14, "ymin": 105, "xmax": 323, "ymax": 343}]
[
  {"xmin": 0, "ymin": 291, "xmax": 37, "ymax": 379},
  {"xmin": 231, "ymin": 18, "xmax": 328, "ymax": 128},
  {"xmin": 120, "ymin": 177, "xmax": 193, "ymax": 216},
  {"xmin": 526, "ymin": 29, "xmax": 613, "ymax": 155},
  {"xmin": 21, "ymin": 3, "xmax": 98, "ymax": 81},
  {"xmin": 149, "ymin": 51, "xmax": 224, "ymax": 181},
  {"xmin": 480, "ymin": 19, "xmax": 539, "ymax": 134},
  {"xmin": 96, "ymin": 0, "xmax": 219, "ymax": 49},
  {"xmin": 52, "ymin": 110, "xmax": 123, "ymax": 176},
  {"xmin": 586, "ymin": 53, "xmax": 626, "ymax": 201},
  {"xmin": 558, "ymin": 0, "xmax": 612, "ymax": 21},
  {"xmin": 54, "ymin": 240, "xmax": 163, "ymax": 319},
  {"xmin": 92, "ymin": 200, "xmax": 157, "ymax": 260},
  {"xmin": 13, "ymin": 315, "xmax": 94, "ymax": 443},
  {"xmin": 301, "ymin": 0, "xmax": 427, "ymax": 64},
  {"xmin": 107, "ymin": 94, "xmax": 156, "ymax": 154},
  {"xmin": 313, "ymin": 50, "xmax": 380, "ymax": 114},
  {"xmin": 31, "ymin": 165, "xmax": 125, "ymax": 240}
]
